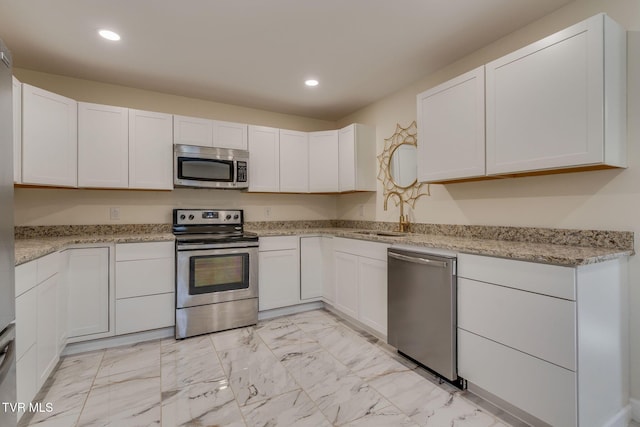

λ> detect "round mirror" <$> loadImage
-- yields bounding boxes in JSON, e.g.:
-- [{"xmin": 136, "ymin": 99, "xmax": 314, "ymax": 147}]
[{"xmin": 389, "ymin": 143, "xmax": 417, "ymax": 188}]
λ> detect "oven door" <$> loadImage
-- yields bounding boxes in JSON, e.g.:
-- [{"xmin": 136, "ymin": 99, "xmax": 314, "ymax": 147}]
[{"xmin": 176, "ymin": 245, "xmax": 258, "ymax": 308}]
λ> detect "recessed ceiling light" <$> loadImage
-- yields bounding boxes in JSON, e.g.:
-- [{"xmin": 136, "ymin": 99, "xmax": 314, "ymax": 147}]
[
  {"xmin": 98, "ymin": 29, "xmax": 121, "ymax": 41},
  {"xmin": 305, "ymin": 79, "xmax": 319, "ymax": 87}
]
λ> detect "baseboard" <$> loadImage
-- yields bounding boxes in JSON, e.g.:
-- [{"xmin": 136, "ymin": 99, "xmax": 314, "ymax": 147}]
[
  {"xmin": 62, "ymin": 327, "xmax": 174, "ymax": 355},
  {"xmin": 632, "ymin": 398, "xmax": 640, "ymax": 422},
  {"xmin": 257, "ymin": 301, "xmax": 323, "ymax": 320},
  {"xmin": 602, "ymin": 404, "xmax": 632, "ymax": 427}
]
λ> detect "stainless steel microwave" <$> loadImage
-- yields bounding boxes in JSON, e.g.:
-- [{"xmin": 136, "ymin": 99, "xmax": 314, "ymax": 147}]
[{"xmin": 174, "ymin": 144, "xmax": 249, "ymax": 189}]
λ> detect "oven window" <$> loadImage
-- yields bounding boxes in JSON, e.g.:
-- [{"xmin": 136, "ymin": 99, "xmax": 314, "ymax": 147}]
[
  {"xmin": 189, "ymin": 253, "xmax": 249, "ymax": 294},
  {"xmin": 178, "ymin": 157, "xmax": 234, "ymax": 182}
]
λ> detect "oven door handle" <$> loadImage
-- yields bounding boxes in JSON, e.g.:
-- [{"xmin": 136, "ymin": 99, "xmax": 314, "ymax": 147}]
[{"xmin": 177, "ymin": 242, "xmax": 259, "ymax": 251}]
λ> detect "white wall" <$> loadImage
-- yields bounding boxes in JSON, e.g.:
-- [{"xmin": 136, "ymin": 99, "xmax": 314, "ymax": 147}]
[{"xmin": 337, "ymin": 0, "xmax": 640, "ymax": 408}]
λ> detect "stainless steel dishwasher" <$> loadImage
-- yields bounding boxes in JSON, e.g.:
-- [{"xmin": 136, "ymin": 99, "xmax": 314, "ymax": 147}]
[{"xmin": 387, "ymin": 246, "xmax": 460, "ymax": 385}]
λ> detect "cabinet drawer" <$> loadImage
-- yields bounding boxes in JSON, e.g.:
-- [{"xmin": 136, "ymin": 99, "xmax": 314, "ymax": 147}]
[
  {"xmin": 115, "ymin": 241, "xmax": 174, "ymax": 261},
  {"xmin": 116, "ymin": 293, "xmax": 175, "ymax": 335},
  {"xmin": 458, "ymin": 329, "xmax": 576, "ymax": 427},
  {"xmin": 333, "ymin": 237, "xmax": 389, "ymax": 261},
  {"xmin": 458, "ymin": 278, "xmax": 576, "ymax": 370},
  {"xmin": 36, "ymin": 252, "xmax": 59, "ymax": 284},
  {"xmin": 15, "ymin": 287, "xmax": 37, "ymax": 360},
  {"xmin": 259, "ymin": 236, "xmax": 298, "ymax": 251},
  {"xmin": 116, "ymin": 258, "xmax": 175, "ymax": 299},
  {"xmin": 15, "ymin": 261, "xmax": 37, "ymax": 297},
  {"xmin": 458, "ymin": 253, "xmax": 575, "ymax": 300}
]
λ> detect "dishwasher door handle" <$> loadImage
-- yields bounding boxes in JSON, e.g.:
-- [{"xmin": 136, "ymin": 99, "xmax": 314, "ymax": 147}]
[{"xmin": 388, "ymin": 252, "xmax": 449, "ymax": 268}]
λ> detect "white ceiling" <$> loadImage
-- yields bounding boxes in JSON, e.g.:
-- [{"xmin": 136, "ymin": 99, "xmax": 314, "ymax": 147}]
[{"xmin": 0, "ymin": 0, "xmax": 575, "ymax": 121}]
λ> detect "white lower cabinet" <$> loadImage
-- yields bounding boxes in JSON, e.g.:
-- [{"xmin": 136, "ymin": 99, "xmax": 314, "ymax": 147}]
[
  {"xmin": 65, "ymin": 247, "xmax": 111, "ymax": 341},
  {"xmin": 333, "ymin": 251, "xmax": 359, "ymax": 319},
  {"xmin": 115, "ymin": 242, "xmax": 175, "ymax": 335},
  {"xmin": 457, "ymin": 253, "xmax": 628, "ymax": 427},
  {"xmin": 36, "ymin": 274, "xmax": 59, "ymax": 389},
  {"xmin": 258, "ymin": 236, "xmax": 300, "ymax": 311},
  {"xmin": 14, "ymin": 253, "xmax": 60, "ymax": 421},
  {"xmin": 357, "ymin": 257, "xmax": 387, "ymax": 335},
  {"xmin": 331, "ymin": 238, "xmax": 389, "ymax": 336},
  {"xmin": 300, "ymin": 236, "xmax": 333, "ymax": 301}
]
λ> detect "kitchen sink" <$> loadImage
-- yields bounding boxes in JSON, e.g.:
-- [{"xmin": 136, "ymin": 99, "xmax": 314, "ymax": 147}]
[{"xmin": 354, "ymin": 230, "xmax": 407, "ymax": 237}]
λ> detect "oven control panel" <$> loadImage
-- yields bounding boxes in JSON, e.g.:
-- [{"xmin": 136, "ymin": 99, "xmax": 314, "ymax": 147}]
[{"xmin": 174, "ymin": 209, "xmax": 243, "ymax": 225}]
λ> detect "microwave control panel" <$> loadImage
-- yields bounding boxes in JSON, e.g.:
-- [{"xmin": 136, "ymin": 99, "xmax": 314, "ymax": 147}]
[{"xmin": 236, "ymin": 162, "xmax": 247, "ymax": 183}]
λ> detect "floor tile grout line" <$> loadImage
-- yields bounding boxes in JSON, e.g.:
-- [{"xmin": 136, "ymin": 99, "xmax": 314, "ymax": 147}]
[
  {"xmin": 208, "ymin": 329, "xmax": 250, "ymax": 426},
  {"xmin": 254, "ymin": 315, "xmax": 334, "ymax": 426},
  {"xmin": 73, "ymin": 349, "xmax": 107, "ymax": 427}
]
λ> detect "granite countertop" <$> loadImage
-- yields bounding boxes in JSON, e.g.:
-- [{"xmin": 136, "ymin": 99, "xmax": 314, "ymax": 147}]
[
  {"xmin": 14, "ymin": 233, "xmax": 175, "ymax": 266},
  {"xmin": 249, "ymin": 227, "xmax": 634, "ymax": 267},
  {"xmin": 14, "ymin": 222, "xmax": 634, "ymax": 267}
]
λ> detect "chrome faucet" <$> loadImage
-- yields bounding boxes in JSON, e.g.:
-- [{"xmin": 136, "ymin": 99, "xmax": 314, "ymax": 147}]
[{"xmin": 384, "ymin": 191, "xmax": 409, "ymax": 233}]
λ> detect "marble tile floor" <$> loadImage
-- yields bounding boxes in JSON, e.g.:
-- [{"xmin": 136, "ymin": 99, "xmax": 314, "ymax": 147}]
[{"xmin": 20, "ymin": 309, "xmax": 527, "ymax": 427}]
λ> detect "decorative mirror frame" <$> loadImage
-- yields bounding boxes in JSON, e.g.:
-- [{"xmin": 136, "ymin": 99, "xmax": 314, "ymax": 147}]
[{"xmin": 377, "ymin": 121, "xmax": 430, "ymax": 208}]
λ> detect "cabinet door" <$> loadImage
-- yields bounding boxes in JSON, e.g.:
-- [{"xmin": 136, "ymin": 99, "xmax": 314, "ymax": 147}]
[
  {"xmin": 258, "ymin": 249, "xmax": 300, "ymax": 310},
  {"xmin": 22, "ymin": 84, "xmax": 77, "ymax": 187},
  {"xmin": 322, "ymin": 237, "xmax": 335, "ymax": 304},
  {"xmin": 485, "ymin": 14, "xmax": 625, "ymax": 174},
  {"xmin": 338, "ymin": 125, "xmax": 356, "ymax": 192},
  {"xmin": 66, "ymin": 248, "xmax": 110, "ymax": 338},
  {"xmin": 279, "ymin": 129, "xmax": 309, "ymax": 193},
  {"xmin": 358, "ymin": 257, "xmax": 387, "ymax": 336},
  {"xmin": 334, "ymin": 251, "xmax": 359, "ymax": 319},
  {"xmin": 12, "ymin": 76, "xmax": 21, "ymax": 184},
  {"xmin": 214, "ymin": 120, "xmax": 247, "ymax": 150},
  {"xmin": 129, "ymin": 109, "xmax": 173, "ymax": 189},
  {"xmin": 36, "ymin": 275, "xmax": 58, "ymax": 388},
  {"xmin": 15, "ymin": 286, "xmax": 36, "ymax": 361},
  {"xmin": 16, "ymin": 344, "xmax": 37, "ymax": 421},
  {"xmin": 78, "ymin": 102, "xmax": 129, "ymax": 188},
  {"xmin": 300, "ymin": 237, "xmax": 323, "ymax": 300},
  {"xmin": 417, "ymin": 66, "xmax": 485, "ymax": 182},
  {"xmin": 308, "ymin": 131, "xmax": 339, "ymax": 192},
  {"xmin": 173, "ymin": 115, "xmax": 212, "ymax": 147},
  {"xmin": 248, "ymin": 125, "xmax": 280, "ymax": 192}
]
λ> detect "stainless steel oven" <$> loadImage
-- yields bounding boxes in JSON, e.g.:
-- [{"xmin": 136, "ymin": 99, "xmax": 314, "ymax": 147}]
[{"xmin": 174, "ymin": 209, "xmax": 259, "ymax": 339}]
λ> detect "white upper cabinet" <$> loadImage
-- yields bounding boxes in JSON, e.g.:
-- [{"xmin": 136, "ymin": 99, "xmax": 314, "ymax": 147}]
[
  {"xmin": 309, "ymin": 130, "xmax": 339, "ymax": 192},
  {"xmin": 173, "ymin": 115, "xmax": 212, "ymax": 147},
  {"xmin": 417, "ymin": 66, "xmax": 485, "ymax": 183},
  {"xmin": 12, "ymin": 76, "xmax": 21, "ymax": 184},
  {"xmin": 486, "ymin": 14, "xmax": 626, "ymax": 175},
  {"xmin": 78, "ymin": 103, "xmax": 129, "ymax": 188},
  {"xmin": 248, "ymin": 125, "xmax": 280, "ymax": 192},
  {"xmin": 128, "ymin": 109, "xmax": 173, "ymax": 190},
  {"xmin": 338, "ymin": 124, "xmax": 376, "ymax": 192},
  {"xmin": 214, "ymin": 120, "xmax": 248, "ymax": 150},
  {"xmin": 279, "ymin": 129, "xmax": 309, "ymax": 193},
  {"xmin": 21, "ymin": 84, "xmax": 77, "ymax": 187},
  {"xmin": 174, "ymin": 115, "xmax": 248, "ymax": 150}
]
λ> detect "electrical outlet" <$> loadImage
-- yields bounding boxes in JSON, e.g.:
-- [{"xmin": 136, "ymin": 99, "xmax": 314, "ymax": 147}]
[
  {"xmin": 109, "ymin": 207, "xmax": 121, "ymax": 221},
  {"xmin": 358, "ymin": 204, "xmax": 364, "ymax": 217},
  {"xmin": 264, "ymin": 207, "xmax": 272, "ymax": 218}
]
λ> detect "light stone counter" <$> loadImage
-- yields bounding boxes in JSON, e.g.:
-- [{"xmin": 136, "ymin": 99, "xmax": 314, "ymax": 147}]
[
  {"xmin": 14, "ymin": 221, "xmax": 633, "ymax": 267},
  {"xmin": 15, "ymin": 233, "xmax": 175, "ymax": 266},
  {"xmin": 249, "ymin": 227, "xmax": 634, "ymax": 267}
]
